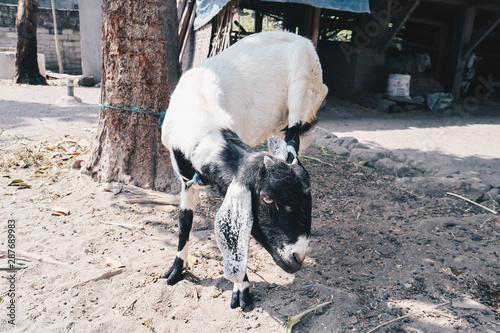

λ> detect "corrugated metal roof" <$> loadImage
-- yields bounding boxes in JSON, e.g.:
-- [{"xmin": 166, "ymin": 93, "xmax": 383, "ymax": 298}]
[{"xmin": 194, "ymin": 0, "xmax": 370, "ymax": 30}]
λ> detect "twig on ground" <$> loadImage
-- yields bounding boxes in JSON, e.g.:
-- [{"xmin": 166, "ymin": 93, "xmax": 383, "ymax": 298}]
[
  {"xmin": 0, "ymin": 263, "xmax": 28, "ymax": 270},
  {"xmin": 446, "ymin": 192, "xmax": 498, "ymax": 215},
  {"xmin": 285, "ymin": 301, "xmax": 332, "ymax": 333},
  {"xmin": 366, "ymin": 301, "xmax": 450, "ymax": 333},
  {"xmin": 0, "ymin": 250, "xmax": 74, "ymax": 268},
  {"xmin": 122, "ymin": 198, "xmax": 179, "ymax": 206},
  {"xmin": 480, "ymin": 217, "xmax": 495, "ymax": 229},
  {"xmin": 301, "ymin": 155, "xmax": 333, "ymax": 167},
  {"xmin": 99, "ymin": 221, "xmax": 144, "ymax": 230},
  {"xmin": 73, "ymin": 269, "xmax": 124, "ymax": 288}
]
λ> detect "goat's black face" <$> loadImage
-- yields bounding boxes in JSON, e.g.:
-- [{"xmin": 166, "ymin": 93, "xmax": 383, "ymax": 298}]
[{"xmin": 244, "ymin": 155, "xmax": 311, "ymax": 274}]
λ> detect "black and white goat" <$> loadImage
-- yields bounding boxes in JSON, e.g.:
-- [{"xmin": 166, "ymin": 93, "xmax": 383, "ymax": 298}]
[{"xmin": 161, "ymin": 31, "xmax": 328, "ymax": 310}]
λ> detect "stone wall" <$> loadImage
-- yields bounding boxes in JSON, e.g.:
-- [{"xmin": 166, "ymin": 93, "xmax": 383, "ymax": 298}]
[{"xmin": 0, "ymin": 3, "xmax": 81, "ymax": 74}]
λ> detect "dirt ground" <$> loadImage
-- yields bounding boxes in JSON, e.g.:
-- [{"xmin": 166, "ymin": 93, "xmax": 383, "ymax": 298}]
[{"xmin": 1, "ymin": 81, "xmax": 499, "ymax": 333}]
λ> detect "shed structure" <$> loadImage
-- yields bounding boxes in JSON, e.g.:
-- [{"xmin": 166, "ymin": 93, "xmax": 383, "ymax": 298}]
[{"xmin": 179, "ymin": 0, "xmax": 500, "ymax": 102}]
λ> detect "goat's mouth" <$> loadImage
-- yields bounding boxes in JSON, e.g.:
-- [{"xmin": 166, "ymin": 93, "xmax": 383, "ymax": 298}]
[
  {"xmin": 271, "ymin": 236, "xmax": 309, "ymax": 273},
  {"xmin": 272, "ymin": 253, "xmax": 304, "ymax": 273}
]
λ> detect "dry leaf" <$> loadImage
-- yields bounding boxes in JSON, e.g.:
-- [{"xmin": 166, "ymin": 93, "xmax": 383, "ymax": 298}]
[
  {"xmin": 8, "ymin": 179, "xmax": 31, "ymax": 189},
  {"xmin": 105, "ymin": 257, "xmax": 126, "ymax": 268},
  {"xmin": 52, "ymin": 206, "xmax": 70, "ymax": 216}
]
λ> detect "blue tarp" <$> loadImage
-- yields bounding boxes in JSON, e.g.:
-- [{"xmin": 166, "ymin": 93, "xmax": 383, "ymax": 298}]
[
  {"xmin": 193, "ymin": 0, "xmax": 371, "ymax": 30},
  {"xmin": 194, "ymin": 0, "xmax": 232, "ymax": 30},
  {"xmin": 261, "ymin": 0, "xmax": 370, "ymax": 12}
]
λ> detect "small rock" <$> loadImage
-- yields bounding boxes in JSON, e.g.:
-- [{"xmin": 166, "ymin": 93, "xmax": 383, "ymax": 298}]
[
  {"xmin": 348, "ymin": 148, "xmax": 392, "ymax": 167},
  {"xmin": 326, "ymin": 144, "xmax": 350, "ymax": 155},
  {"xmin": 375, "ymin": 158, "xmax": 420, "ymax": 177},
  {"xmin": 334, "ymin": 137, "xmax": 359, "ymax": 150},
  {"xmin": 404, "ymin": 283, "xmax": 412, "ymax": 288},
  {"xmin": 314, "ymin": 127, "xmax": 337, "ymax": 140},
  {"xmin": 396, "ymin": 176, "xmax": 461, "ymax": 197}
]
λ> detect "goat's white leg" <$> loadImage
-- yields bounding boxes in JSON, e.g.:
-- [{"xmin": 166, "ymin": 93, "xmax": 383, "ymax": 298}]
[
  {"xmin": 285, "ymin": 38, "xmax": 328, "ymax": 162},
  {"xmin": 231, "ymin": 274, "xmax": 252, "ymax": 311},
  {"xmin": 163, "ymin": 181, "xmax": 200, "ymax": 285}
]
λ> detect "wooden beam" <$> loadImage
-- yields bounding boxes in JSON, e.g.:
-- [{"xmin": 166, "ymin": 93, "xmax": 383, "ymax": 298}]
[
  {"xmin": 407, "ymin": 16, "xmax": 445, "ymax": 27},
  {"xmin": 462, "ymin": 9, "xmax": 500, "ymax": 57},
  {"xmin": 467, "ymin": 0, "xmax": 500, "ymax": 8},
  {"xmin": 422, "ymin": 0, "xmax": 466, "ymax": 5},
  {"xmin": 381, "ymin": 0, "xmax": 421, "ymax": 51},
  {"xmin": 449, "ymin": 6, "xmax": 475, "ymax": 97},
  {"xmin": 178, "ymin": 0, "xmax": 195, "ymax": 48},
  {"xmin": 311, "ymin": 8, "xmax": 320, "ymax": 48},
  {"xmin": 179, "ymin": 3, "xmax": 196, "ymax": 67},
  {"xmin": 255, "ymin": 10, "xmax": 263, "ymax": 33}
]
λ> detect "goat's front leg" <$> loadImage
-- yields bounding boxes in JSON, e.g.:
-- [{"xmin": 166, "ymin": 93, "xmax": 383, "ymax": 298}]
[
  {"xmin": 231, "ymin": 274, "xmax": 252, "ymax": 311},
  {"xmin": 284, "ymin": 123, "xmax": 303, "ymax": 163},
  {"xmin": 162, "ymin": 182, "xmax": 200, "ymax": 285}
]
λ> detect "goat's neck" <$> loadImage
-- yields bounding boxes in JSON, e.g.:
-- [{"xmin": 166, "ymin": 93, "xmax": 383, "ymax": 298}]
[{"xmin": 199, "ymin": 129, "xmax": 256, "ymax": 195}]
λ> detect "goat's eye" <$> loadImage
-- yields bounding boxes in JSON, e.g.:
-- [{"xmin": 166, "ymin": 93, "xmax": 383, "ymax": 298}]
[{"xmin": 262, "ymin": 195, "xmax": 274, "ymax": 204}]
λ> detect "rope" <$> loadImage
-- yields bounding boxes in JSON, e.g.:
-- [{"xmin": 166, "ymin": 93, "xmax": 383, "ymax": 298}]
[
  {"xmin": 99, "ymin": 104, "xmax": 166, "ymax": 126},
  {"xmin": 174, "ymin": 170, "xmax": 206, "ymax": 188}
]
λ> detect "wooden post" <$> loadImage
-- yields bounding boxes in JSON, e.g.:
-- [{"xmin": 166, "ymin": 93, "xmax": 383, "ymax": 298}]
[
  {"xmin": 381, "ymin": 0, "xmax": 421, "ymax": 51},
  {"xmin": 311, "ymin": 8, "xmax": 320, "ymax": 48},
  {"xmin": 179, "ymin": 3, "xmax": 195, "ymax": 67},
  {"xmin": 51, "ymin": 0, "xmax": 63, "ymax": 74},
  {"xmin": 448, "ymin": 6, "xmax": 475, "ymax": 98},
  {"xmin": 255, "ymin": 10, "xmax": 263, "ymax": 33},
  {"xmin": 433, "ymin": 28, "xmax": 447, "ymax": 81},
  {"xmin": 462, "ymin": 9, "xmax": 500, "ymax": 58}
]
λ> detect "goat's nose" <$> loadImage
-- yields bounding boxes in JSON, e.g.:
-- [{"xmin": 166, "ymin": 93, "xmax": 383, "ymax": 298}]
[{"xmin": 292, "ymin": 252, "xmax": 305, "ymax": 266}]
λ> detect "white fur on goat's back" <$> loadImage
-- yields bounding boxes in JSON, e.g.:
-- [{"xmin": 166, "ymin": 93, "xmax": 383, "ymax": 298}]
[{"xmin": 162, "ymin": 31, "xmax": 328, "ymax": 166}]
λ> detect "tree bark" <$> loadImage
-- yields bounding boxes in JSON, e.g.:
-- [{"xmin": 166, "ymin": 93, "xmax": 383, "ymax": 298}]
[
  {"xmin": 15, "ymin": 0, "xmax": 47, "ymax": 85},
  {"xmin": 85, "ymin": 0, "xmax": 180, "ymax": 192}
]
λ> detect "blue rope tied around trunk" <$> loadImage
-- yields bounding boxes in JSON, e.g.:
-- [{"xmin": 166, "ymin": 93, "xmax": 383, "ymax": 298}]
[{"xmin": 99, "ymin": 104, "xmax": 166, "ymax": 126}]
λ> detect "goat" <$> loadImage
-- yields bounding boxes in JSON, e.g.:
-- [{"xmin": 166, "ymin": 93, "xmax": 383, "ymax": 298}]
[
  {"xmin": 161, "ymin": 31, "xmax": 328, "ymax": 310},
  {"xmin": 386, "ymin": 53, "xmax": 432, "ymax": 74}
]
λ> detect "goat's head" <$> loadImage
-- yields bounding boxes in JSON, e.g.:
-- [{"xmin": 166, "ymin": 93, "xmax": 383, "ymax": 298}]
[
  {"xmin": 215, "ymin": 136, "xmax": 311, "ymax": 283},
  {"xmin": 416, "ymin": 53, "xmax": 432, "ymax": 73}
]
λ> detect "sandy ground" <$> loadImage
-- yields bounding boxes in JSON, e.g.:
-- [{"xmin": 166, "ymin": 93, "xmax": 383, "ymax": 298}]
[
  {"xmin": 318, "ymin": 97, "xmax": 500, "ymax": 159},
  {"xmin": 0, "ymin": 82, "xmax": 499, "ymax": 333}
]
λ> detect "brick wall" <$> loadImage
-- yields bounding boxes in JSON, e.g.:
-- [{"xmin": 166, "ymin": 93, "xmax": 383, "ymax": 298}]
[{"xmin": 0, "ymin": 3, "xmax": 82, "ymax": 74}]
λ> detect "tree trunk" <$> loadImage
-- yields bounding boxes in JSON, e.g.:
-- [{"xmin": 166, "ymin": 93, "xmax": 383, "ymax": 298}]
[
  {"xmin": 15, "ymin": 0, "xmax": 47, "ymax": 85},
  {"xmin": 85, "ymin": 0, "xmax": 180, "ymax": 192}
]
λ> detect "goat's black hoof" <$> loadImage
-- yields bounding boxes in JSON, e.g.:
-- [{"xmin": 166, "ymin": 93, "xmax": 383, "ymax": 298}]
[
  {"xmin": 161, "ymin": 257, "xmax": 184, "ymax": 285},
  {"xmin": 230, "ymin": 287, "xmax": 253, "ymax": 311}
]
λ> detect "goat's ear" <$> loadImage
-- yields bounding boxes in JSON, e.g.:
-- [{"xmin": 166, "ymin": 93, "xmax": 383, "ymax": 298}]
[
  {"xmin": 268, "ymin": 135, "xmax": 288, "ymax": 161},
  {"xmin": 215, "ymin": 179, "xmax": 253, "ymax": 283}
]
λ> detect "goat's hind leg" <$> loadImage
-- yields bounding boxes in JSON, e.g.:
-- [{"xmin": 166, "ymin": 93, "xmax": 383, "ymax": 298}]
[
  {"xmin": 162, "ymin": 182, "xmax": 200, "ymax": 285},
  {"xmin": 231, "ymin": 274, "xmax": 252, "ymax": 311}
]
